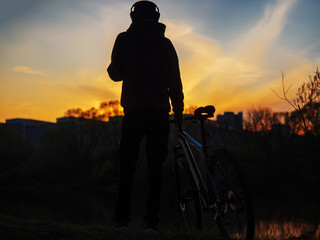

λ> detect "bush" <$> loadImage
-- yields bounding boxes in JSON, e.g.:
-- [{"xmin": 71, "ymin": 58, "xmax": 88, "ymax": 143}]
[{"xmin": 0, "ymin": 125, "xmax": 33, "ymax": 184}]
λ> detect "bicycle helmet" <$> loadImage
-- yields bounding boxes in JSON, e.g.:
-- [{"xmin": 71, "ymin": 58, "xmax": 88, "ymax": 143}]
[{"xmin": 130, "ymin": 1, "xmax": 160, "ymax": 22}]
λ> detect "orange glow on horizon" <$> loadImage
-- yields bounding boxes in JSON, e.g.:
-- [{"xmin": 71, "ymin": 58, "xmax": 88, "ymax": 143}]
[{"xmin": 0, "ymin": 65, "xmax": 317, "ymax": 124}]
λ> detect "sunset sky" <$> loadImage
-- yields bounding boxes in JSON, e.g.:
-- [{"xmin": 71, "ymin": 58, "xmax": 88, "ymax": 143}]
[{"xmin": 1, "ymin": 0, "xmax": 319, "ymax": 122}]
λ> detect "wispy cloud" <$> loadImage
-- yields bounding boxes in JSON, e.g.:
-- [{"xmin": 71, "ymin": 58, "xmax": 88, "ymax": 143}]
[
  {"xmin": 13, "ymin": 66, "xmax": 46, "ymax": 75},
  {"xmin": 166, "ymin": 21, "xmax": 222, "ymax": 94},
  {"xmin": 236, "ymin": 0, "xmax": 298, "ymax": 62},
  {"xmin": 164, "ymin": 0, "xmax": 302, "ymax": 113}
]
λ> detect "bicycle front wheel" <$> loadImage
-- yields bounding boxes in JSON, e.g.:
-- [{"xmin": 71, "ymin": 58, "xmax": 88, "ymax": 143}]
[
  {"xmin": 209, "ymin": 149, "xmax": 254, "ymax": 240},
  {"xmin": 173, "ymin": 148, "xmax": 202, "ymax": 231}
]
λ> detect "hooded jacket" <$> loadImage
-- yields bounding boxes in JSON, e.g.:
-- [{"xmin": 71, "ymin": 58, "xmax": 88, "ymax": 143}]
[{"xmin": 107, "ymin": 21, "xmax": 184, "ymax": 114}]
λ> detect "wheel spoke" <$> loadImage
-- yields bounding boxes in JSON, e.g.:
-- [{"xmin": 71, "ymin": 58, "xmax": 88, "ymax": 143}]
[{"xmin": 209, "ymin": 149, "xmax": 255, "ymax": 240}]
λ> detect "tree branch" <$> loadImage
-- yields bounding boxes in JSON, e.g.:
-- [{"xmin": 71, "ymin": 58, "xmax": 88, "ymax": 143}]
[{"xmin": 272, "ymin": 71, "xmax": 298, "ymax": 111}]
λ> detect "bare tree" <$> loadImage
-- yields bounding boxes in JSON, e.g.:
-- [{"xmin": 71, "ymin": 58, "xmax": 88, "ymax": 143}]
[
  {"xmin": 272, "ymin": 112, "xmax": 289, "ymax": 125},
  {"xmin": 64, "ymin": 100, "xmax": 124, "ymax": 121},
  {"xmin": 244, "ymin": 107, "xmax": 273, "ymax": 132},
  {"xmin": 294, "ymin": 68, "xmax": 320, "ymax": 136},
  {"xmin": 273, "ymin": 68, "xmax": 320, "ymax": 136}
]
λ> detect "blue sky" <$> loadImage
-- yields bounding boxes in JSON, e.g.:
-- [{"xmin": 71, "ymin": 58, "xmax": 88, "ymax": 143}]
[{"xmin": 0, "ymin": 0, "xmax": 319, "ymax": 122}]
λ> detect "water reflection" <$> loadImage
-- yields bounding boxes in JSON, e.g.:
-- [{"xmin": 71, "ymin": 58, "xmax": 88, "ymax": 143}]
[{"xmin": 256, "ymin": 221, "xmax": 320, "ymax": 240}]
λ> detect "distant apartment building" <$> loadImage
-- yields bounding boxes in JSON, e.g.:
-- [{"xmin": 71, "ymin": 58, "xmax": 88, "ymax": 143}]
[
  {"xmin": 4, "ymin": 116, "xmax": 120, "ymax": 146},
  {"xmin": 216, "ymin": 112, "xmax": 243, "ymax": 129},
  {"xmin": 5, "ymin": 118, "xmax": 55, "ymax": 144}
]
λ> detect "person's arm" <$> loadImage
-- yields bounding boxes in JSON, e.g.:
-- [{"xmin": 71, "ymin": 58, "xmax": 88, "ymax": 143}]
[
  {"xmin": 107, "ymin": 34, "xmax": 124, "ymax": 82},
  {"xmin": 167, "ymin": 40, "xmax": 184, "ymax": 125}
]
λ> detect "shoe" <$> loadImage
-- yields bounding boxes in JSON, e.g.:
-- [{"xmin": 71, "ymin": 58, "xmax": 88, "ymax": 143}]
[
  {"xmin": 144, "ymin": 226, "xmax": 159, "ymax": 234},
  {"xmin": 114, "ymin": 223, "xmax": 128, "ymax": 231}
]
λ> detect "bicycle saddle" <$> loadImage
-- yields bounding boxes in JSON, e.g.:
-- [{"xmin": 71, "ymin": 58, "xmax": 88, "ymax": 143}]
[{"xmin": 194, "ymin": 105, "xmax": 215, "ymax": 119}]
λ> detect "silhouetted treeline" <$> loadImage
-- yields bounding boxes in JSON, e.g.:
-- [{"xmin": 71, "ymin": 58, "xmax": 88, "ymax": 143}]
[
  {"xmin": 0, "ymin": 118, "xmax": 121, "ymax": 185},
  {"xmin": 64, "ymin": 100, "xmax": 123, "ymax": 121},
  {"xmin": 217, "ymin": 124, "xmax": 319, "ymax": 192},
  {"xmin": 0, "ymin": 115, "xmax": 319, "ymax": 194}
]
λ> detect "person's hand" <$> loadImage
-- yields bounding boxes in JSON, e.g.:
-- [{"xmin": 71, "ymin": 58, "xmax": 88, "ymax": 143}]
[{"xmin": 174, "ymin": 112, "xmax": 183, "ymax": 127}]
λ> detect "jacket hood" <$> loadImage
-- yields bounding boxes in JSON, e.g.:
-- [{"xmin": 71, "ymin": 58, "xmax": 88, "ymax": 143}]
[{"xmin": 127, "ymin": 22, "xmax": 166, "ymax": 44}]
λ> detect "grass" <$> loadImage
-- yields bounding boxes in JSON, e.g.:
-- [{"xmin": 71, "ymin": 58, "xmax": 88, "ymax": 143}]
[{"xmin": 0, "ymin": 214, "xmax": 224, "ymax": 240}]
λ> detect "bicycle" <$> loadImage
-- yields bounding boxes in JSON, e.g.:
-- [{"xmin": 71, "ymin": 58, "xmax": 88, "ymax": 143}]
[{"xmin": 172, "ymin": 105, "xmax": 255, "ymax": 240}]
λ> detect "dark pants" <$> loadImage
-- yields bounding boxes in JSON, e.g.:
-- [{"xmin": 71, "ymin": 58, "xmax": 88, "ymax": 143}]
[{"xmin": 115, "ymin": 113, "xmax": 169, "ymax": 226}]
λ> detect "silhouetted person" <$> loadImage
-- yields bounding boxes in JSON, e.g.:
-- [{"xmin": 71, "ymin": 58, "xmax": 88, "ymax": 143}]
[{"xmin": 107, "ymin": 0, "xmax": 184, "ymax": 232}]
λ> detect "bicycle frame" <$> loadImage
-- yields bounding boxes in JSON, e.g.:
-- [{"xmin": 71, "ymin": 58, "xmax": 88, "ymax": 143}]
[{"xmin": 177, "ymin": 127, "xmax": 216, "ymax": 210}]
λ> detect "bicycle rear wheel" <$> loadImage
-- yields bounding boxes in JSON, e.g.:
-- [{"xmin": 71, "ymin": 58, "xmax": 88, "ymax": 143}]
[
  {"xmin": 209, "ymin": 149, "xmax": 254, "ymax": 240},
  {"xmin": 173, "ymin": 146, "xmax": 202, "ymax": 231}
]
